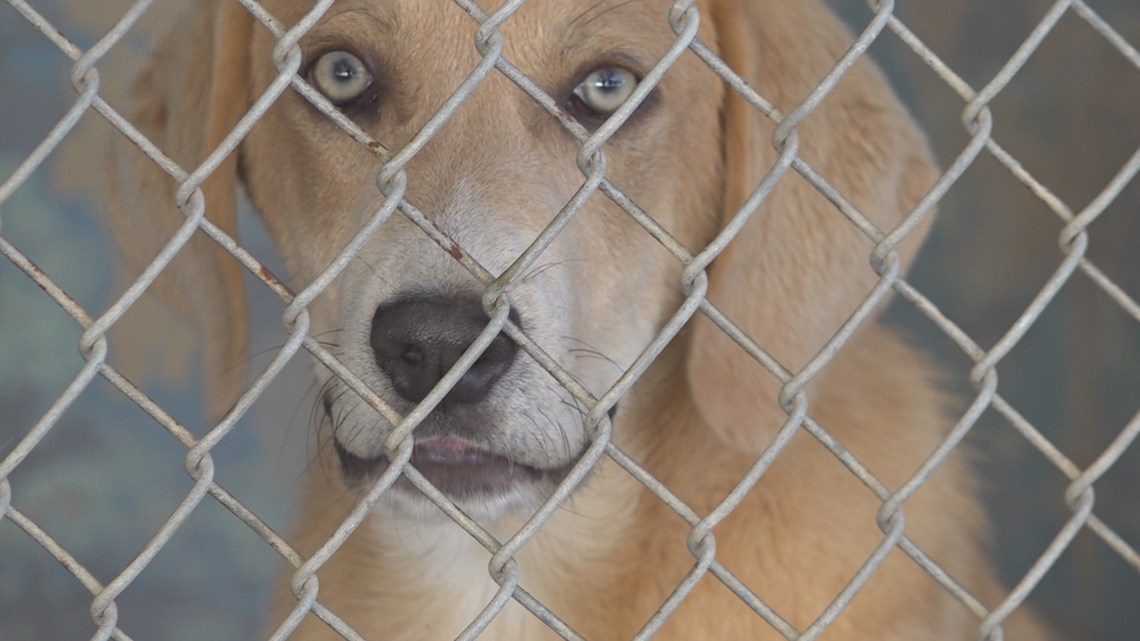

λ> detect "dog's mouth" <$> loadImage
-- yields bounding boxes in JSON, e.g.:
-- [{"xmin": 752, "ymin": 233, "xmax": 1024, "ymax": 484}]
[
  {"xmin": 324, "ymin": 387, "xmax": 614, "ymax": 508},
  {"xmin": 333, "ymin": 435, "xmax": 579, "ymax": 502}
]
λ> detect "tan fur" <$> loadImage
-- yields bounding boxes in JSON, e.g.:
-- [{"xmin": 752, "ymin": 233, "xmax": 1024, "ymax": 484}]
[{"xmin": 107, "ymin": 0, "xmax": 1052, "ymax": 638}]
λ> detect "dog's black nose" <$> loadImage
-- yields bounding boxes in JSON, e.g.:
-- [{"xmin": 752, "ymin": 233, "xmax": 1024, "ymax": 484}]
[{"xmin": 370, "ymin": 296, "xmax": 519, "ymax": 407}]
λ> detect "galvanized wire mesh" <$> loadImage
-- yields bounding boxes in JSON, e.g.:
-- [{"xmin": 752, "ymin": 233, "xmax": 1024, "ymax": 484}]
[{"xmin": 1, "ymin": 0, "xmax": 1138, "ymax": 640}]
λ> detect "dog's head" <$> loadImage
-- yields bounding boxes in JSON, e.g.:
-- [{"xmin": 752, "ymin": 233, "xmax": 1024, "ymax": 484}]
[{"xmin": 107, "ymin": 0, "xmax": 936, "ymax": 519}]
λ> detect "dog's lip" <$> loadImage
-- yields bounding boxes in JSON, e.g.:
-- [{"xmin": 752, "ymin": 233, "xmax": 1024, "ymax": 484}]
[
  {"xmin": 412, "ymin": 436, "xmax": 505, "ymax": 466},
  {"xmin": 333, "ymin": 436, "xmax": 531, "ymax": 471},
  {"xmin": 333, "ymin": 436, "xmax": 558, "ymax": 500}
]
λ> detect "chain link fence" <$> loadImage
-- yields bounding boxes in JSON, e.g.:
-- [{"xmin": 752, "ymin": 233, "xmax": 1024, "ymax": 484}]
[{"xmin": 1, "ymin": 0, "xmax": 1138, "ymax": 639}]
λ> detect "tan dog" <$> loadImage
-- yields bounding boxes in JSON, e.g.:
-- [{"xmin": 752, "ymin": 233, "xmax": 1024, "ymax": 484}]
[{"xmin": 107, "ymin": 0, "xmax": 1052, "ymax": 638}]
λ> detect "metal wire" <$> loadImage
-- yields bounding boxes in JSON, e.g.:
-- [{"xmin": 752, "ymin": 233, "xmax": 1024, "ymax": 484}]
[{"xmin": 1, "ymin": 0, "xmax": 1137, "ymax": 639}]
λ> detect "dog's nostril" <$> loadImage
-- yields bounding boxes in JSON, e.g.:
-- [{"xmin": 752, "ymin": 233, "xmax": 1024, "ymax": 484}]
[
  {"xmin": 402, "ymin": 345, "xmax": 424, "ymax": 365},
  {"xmin": 370, "ymin": 296, "xmax": 520, "ymax": 406}
]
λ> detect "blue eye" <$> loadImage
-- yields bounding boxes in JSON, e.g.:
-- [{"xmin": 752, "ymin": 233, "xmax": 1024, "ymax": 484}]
[
  {"xmin": 573, "ymin": 66, "xmax": 638, "ymax": 115},
  {"xmin": 311, "ymin": 50, "xmax": 373, "ymax": 105}
]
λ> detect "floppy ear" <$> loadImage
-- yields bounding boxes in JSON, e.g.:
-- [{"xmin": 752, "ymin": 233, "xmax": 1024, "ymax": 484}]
[
  {"xmin": 106, "ymin": 0, "xmax": 254, "ymax": 418},
  {"xmin": 690, "ymin": 0, "xmax": 939, "ymax": 453}
]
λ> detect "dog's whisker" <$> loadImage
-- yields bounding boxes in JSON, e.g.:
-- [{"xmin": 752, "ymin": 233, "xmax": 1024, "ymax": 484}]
[
  {"xmin": 561, "ymin": 336, "xmax": 623, "ymax": 372},
  {"xmin": 515, "ymin": 258, "xmax": 586, "ymax": 287},
  {"xmin": 354, "ymin": 255, "xmax": 390, "ymax": 285},
  {"xmin": 526, "ymin": 407, "xmax": 556, "ymax": 464},
  {"xmin": 534, "ymin": 402, "xmax": 570, "ymax": 463},
  {"xmin": 310, "ymin": 328, "xmax": 345, "ymax": 339},
  {"xmin": 229, "ymin": 334, "xmax": 342, "ymax": 371}
]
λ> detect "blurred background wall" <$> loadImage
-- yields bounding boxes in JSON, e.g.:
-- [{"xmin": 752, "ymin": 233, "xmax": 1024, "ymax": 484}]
[
  {"xmin": 1, "ymin": 3, "xmax": 312, "ymax": 638},
  {"xmin": 1, "ymin": 0, "xmax": 1137, "ymax": 639}
]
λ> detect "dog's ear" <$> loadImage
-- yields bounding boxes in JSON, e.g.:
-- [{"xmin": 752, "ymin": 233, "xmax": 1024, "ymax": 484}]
[
  {"xmin": 107, "ymin": 0, "xmax": 254, "ymax": 418},
  {"xmin": 690, "ymin": 0, "xmax": 939, "ymax": 453}
]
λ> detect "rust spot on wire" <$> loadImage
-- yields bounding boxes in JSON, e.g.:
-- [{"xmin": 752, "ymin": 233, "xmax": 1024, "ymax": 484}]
[{"xmin": 258, "ymin": 265, "xmax": 295, "ymax": 297}]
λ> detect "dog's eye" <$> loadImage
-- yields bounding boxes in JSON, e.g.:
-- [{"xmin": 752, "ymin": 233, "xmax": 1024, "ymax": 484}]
[
  {"xmin": 572, "ymin": 66, "xmax": 638, "ymax": 115},
  {"xmin": 310, "ymin": 50, "xmax": 374, "ymax": 106}
]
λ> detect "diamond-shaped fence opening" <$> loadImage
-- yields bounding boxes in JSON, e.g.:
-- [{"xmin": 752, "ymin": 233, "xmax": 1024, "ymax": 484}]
[{"xmin": 1, "ymin": 0, "xmax": 1138, "ymax": 639}]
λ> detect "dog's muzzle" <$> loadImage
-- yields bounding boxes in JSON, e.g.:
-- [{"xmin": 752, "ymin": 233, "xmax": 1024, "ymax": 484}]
[{"xmin": 331, "ymin": 294, "xmax": 562, "ymax": 501}]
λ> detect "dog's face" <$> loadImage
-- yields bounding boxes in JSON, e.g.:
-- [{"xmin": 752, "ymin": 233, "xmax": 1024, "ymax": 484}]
[
  {"xmin": 111, "ymin": 0, "xmax": 934, "ymax": 525},
  {"xmin": 240, "ymin": 0, "xmax": 725, "ymax": 518}
]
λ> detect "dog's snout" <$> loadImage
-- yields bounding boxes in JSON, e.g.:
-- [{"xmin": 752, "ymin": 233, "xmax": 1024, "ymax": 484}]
[{"xmin": 370, "ymin": 296, "xmax": 519, "ymax": 407}]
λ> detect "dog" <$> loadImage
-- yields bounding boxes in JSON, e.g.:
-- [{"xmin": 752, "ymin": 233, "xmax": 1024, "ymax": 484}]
[{"xmin": 106, "ymin": 0, "xmax": 1053, "ymax": 638}]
